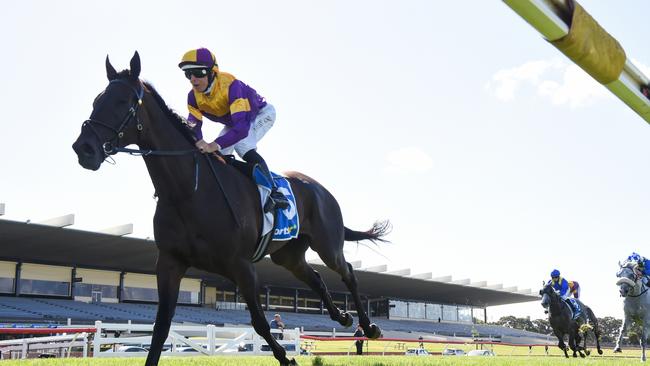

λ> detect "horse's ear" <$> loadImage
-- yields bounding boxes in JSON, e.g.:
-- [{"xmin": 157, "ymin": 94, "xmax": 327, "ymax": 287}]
[
  {"xmin": 130, "ymin": 51, "xmax": 141, "ymax": 79},
  {"xmin": 106, "ymin": 55, "xmax": 118, "ymax": 81}
]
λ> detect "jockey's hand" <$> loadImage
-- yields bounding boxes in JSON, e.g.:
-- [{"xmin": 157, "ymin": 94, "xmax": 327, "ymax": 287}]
[
  {"xmin": 195, "ymin": 139, "xmax": 209, "ymax": 152},
  {"xmin": 195, "ymin": 140, "xmax": 221, "ymax": 153},
  {"xmin": 204, "ymin": 142, "xmax": 221, "ymax": 153}
]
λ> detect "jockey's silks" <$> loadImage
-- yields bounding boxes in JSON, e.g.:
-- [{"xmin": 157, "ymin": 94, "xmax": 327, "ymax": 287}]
[
  {"xmin": 548, "ymin": 276, "xmax": 570, "ymax": 299},
  {"xmin": 186, "ymin": 72, "xmax": 267, "ymax": 148}
]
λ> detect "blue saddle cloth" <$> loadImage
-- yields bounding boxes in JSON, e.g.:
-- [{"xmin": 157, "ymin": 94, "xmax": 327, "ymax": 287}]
[{"xmin": 253, "ymin": 167, "xmax": 299, "ymax": 241}]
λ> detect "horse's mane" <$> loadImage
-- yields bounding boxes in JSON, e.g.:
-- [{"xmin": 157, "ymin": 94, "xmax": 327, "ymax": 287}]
[
  {"xmin": 141, "ymin": 80, "xmax": 196, "ymax": 146},
  {"xmin": 114, "ymin": 70, "xmax": 196, "ymax": 146}
]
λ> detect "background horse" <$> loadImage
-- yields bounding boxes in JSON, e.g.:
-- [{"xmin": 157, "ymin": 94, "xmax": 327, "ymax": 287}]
[
  {"xmin": 615, "ymin": 263, "xmax": 650, "ymax": 361},
  {"xmin": 540, "ymin": 283, "xmax": 602, "ymax": 357},
  {"xmin": 72, "ymin": 52, "xmax": 389, "ymax": 366}
]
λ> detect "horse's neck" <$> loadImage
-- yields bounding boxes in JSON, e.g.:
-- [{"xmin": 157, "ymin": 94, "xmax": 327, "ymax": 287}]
[
  {"xmin": 140, "ymin": 95, "xmax": 196, "ymax": 199},
  {"xmin": 549, "ymin": 297, "xmax": 565, "ymax": 315}
]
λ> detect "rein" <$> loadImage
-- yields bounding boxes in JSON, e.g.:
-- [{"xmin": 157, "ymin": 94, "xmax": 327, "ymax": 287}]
[{"xmin": 628, "ymin": 286, "xmax": 649, "ymax": 298}]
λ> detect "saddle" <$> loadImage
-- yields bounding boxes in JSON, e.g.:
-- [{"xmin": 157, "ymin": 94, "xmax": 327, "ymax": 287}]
[{"xmin": 222, "ymin": 155, "xmax": 299, "ymax": 261}]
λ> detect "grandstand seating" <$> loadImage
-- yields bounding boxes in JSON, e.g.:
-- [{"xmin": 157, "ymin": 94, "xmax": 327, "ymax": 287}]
[{"xmin": 0, "ymin": 296, "xmax": 547, "ymax": 340}]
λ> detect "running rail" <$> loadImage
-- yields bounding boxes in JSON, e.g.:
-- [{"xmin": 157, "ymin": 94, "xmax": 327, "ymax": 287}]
[{"xmin": 503, "ymin": 0, "xmax": 650, "ymax": 123}]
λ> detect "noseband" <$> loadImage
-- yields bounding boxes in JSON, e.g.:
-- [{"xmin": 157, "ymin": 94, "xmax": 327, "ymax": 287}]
[
  {"xmin": 617, "ymin": 267, "xmax": 648, "ymax": 298},
  {"xmin": 83, "ymin": 79, "xmax": 144, "ymax": 156}
]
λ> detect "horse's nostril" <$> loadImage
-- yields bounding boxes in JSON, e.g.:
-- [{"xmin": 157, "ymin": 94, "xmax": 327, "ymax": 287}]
[{"xmin": 81, "ymin": 143, "xmax": 95, "ymax": 157}]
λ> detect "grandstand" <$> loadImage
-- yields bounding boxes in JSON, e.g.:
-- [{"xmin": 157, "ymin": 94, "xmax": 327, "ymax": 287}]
[{"xmin": 0, "ymin": 210, "xmax": 543, "ymax": 342}]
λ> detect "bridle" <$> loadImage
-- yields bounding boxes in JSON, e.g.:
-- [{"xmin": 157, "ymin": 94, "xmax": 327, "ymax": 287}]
[
  {"xmin": 79, "ymin": 77, "xmax": 241, "ymax": 227},
  {"xmin": 541, "ymin": 284, "xmax": 571, "ymax": 316},
  {"xmin": 83, "ymin": 78, "xmax": 145, "ymax": 157},
  {"xmin": 617, "ymin": 266, "xmax": 648, "ymax": 298}
]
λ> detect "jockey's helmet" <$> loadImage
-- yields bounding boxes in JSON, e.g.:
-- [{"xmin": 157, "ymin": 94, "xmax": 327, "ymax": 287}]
[
  {"xmin": 550, "ymin": 269, "xmax": 560, "ymax": 278},
  {"xmin": 178, "ymin": 48, "xmax": 219, "ymax": 74},
  {"xmin": 629, "ymin": 252, "xmax": 642, "ymax": 262}
]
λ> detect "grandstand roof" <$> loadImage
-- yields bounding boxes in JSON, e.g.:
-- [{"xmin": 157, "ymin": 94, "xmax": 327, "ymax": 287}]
[{"xmin": 0, "ymin": 218, "xmax": 538, "ymax": 307}]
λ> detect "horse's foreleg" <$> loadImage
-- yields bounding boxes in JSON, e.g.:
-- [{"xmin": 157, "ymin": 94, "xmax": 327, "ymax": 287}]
[
  {"xmin": 271, "ymin": 239, "xmax": 351, "ymax": 327},
  {"xmin": 144, "ymin": 252, "xmax": 187, "ymax": 366},
  {"xmin": 641, "ymin": 326, "xmax": 647, "ymax": 362},
  {"xmin": 614, "ymin": 317, "xmax": 629, "ymax": 353},
  {"xmin": 235, "ymin": 262, "xmax": 295, "ymax": 366},
  {"xmin": 557, "ymin": 337, "xmax": 569, "ymax": 358}
]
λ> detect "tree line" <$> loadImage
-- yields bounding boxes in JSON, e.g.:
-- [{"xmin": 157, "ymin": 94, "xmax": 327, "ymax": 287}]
[{"xmin": 484, "ymin": 316, "xmax": 642, "ymax": 345}]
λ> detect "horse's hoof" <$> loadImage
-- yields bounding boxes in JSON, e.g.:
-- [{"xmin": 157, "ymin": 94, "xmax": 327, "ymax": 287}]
[
  {"xmin": 281, "ymin": 358, "xmax": 298, "ymax": 366},
  {"xmin": 613, "ymin": 347, "xmax": 622, "ymax": 353},
  {"xmin": 585, "ymin": 350, "xmax": 591, "ymax": 356},
  {"xmin": 365, "ymin": 323, "xmax": 381, "ymax": 339},
  {"xmin": 340, "ymin": 312, "xmax": 353, "ymax": 328},
  {"xmin": 579, "ymin": 352, "xmax": 586, "ymax": 358},
  {"xmin": 597, "ymin": 349, "xmax": 603, "ymax": 355}
]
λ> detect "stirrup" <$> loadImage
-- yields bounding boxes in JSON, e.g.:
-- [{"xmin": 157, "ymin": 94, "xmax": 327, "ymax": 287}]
[
  {"xmin": 264, "ymin": 195, "xmax": 289, "ymax": 213},
  {"xmin": 270, "ymin": 189, "xmax": 289, "ymax": 209}
]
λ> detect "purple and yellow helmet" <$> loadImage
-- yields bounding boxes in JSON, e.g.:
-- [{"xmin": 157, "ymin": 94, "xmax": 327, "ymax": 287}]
[{"xmin": 178, "ymin": 48, "xmax": 219, "ymax": 73}]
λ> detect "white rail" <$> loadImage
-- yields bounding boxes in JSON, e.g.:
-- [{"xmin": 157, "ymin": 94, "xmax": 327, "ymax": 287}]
[
  {"xmin": 0, "ymin": 333, "xmax": 89, "ymax": 359},
  {"xmin": 93, "ymin": 321, "xmax": 300, "ymax": 358}
]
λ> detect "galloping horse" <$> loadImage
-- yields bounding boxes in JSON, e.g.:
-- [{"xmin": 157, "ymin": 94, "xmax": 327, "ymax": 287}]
[
  {"xmin": 540, "ymin": 283, "xmax": 602, "ymax": 358},
  {"xmin": 614, "ymin": 263, "xmax": 650, "ymax": 361},
  {"xmin": 72, "ymin": 52, "xmax": 388, "ymax": 366}
]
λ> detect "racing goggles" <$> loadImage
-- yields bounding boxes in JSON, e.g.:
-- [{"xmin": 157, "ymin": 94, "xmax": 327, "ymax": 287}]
[{"xmin": 184, "ymin": 68, "xmax": 210, "ymax": 79}]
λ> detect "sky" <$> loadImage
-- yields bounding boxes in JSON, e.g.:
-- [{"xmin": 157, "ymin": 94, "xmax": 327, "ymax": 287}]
[{"xmin": 1, "ymin": 0, "xmax": 650, "ymax": 322}]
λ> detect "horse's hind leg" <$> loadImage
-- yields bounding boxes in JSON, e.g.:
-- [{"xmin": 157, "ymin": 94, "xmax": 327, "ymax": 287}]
[
  {"xmin": 233, "ymin": 261, "xmax": 295, "ymax": 366},
  {"xmin": 312, "ymin": 238, "xmax": 381, "ymax": 339},
  {"xmin": 271, "ymin": 236, "xmax": 352, "ymax": 327},
  {"xmin": 145, "ymin": 251, "xmax": 187, "ymax": 366},
  {"xmin": 593, "ymin": 325, "xmax": 603, "ymax": 355}
]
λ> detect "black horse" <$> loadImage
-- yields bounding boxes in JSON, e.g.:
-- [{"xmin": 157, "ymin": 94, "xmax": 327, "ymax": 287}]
[
  {"xmin": 539, "ymin": 283, "xmax": 602, "ymax": 357},
  {"xmin": 72, "ymin": 52, "xmax": 388, "ymax": 366}
]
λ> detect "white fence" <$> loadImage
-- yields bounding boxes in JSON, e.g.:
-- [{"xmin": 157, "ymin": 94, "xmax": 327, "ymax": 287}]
[
  {"xmin": 93, "ymin": 321, "xmax": 301, "ymax": 357},
  {"xmin": 0, "ymin": 332, "xmax": 89, "ymax": 359}
]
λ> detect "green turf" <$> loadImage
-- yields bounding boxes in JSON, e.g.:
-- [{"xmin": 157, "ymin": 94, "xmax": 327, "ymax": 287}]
[{"xmin": 0, "ymin": 355, "xmax": 645, "ymax": 366}]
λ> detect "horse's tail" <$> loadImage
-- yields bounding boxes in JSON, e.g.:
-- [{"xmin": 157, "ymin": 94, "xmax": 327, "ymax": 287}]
[{"xmin": 344, "ymin": 220, "xmax": 392, "ymax": 244}]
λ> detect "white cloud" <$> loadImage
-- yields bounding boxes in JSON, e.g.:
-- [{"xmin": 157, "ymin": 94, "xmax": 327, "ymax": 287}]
[
  {"xmin": 486, "ymin": 58, "xmax": 611, "ymax": 107},
  {"xmin": 385, "ymin": 147, "xmax": 433, "ymax": 173}
]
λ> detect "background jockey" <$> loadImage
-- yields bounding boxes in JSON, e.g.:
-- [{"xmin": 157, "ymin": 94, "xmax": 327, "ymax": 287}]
[
  {"xmin": 178, "ymin": 47, "xmax": 289, "ymax": 212},
  {"xmin": 625, "ymin": 252, "xmax": 650, "ymax": 284},
  {"xmin": 548, "ymin": 269, "xmax": 582, "ymax": 319},
  {"xmin": 568, "ymin": 280, "xmax": 580, "ymax": 299}
]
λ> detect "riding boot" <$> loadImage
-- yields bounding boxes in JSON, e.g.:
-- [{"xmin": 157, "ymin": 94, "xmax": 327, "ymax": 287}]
[{"xmin": 243, "ymin": 150, "xmax": 290, "ymax": 212}]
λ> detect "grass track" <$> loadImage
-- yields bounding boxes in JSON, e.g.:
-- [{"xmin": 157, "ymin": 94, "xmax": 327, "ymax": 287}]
[{"xmin": 0, "ymin": 355, "xmax": 645, "ymax": 366}]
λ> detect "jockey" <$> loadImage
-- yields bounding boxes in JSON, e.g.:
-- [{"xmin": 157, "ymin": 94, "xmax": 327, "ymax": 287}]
[
  {"xmin": 548, "ymin": 269, "xmax": 582, "ymax": 320},
  {"xmin": 568, "ymin": 280, "xmax": 580, "ymax": 299},
  {"xmin": 625, "ymin": 252, "xmax": 650, "ymax": 285},
  {"xmin": 178, "ymin": 48, "xmax": 289, "ymax": 212}
]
